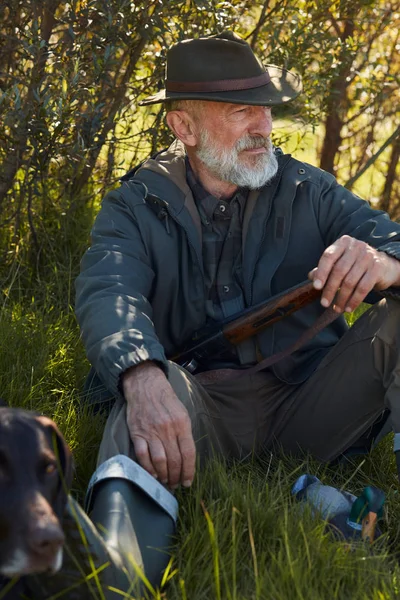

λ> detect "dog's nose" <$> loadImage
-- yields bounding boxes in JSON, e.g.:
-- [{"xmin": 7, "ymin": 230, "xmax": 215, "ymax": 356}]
[{"xmin": 28, "ymin": 521, "xmax": 65, "ymax": 557}]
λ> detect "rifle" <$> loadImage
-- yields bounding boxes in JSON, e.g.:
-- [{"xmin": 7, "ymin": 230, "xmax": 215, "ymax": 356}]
[{"xmin": 169, "ymin": 280, "xmax": 322, "ymax": 373}]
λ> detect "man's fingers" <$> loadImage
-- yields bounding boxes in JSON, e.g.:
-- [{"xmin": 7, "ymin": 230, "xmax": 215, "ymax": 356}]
[
  {"xmin": 312, "ymin": 239, "xmax": 347, "ymax": 293},
  {"xmin": 312, "ymin": 236, "xmax": 377, "ymax": 309},
  {"xmin": 133, "ymin": 434, "xmax": 186, "ymax": 489},
  {"xmin": 341, "ymin": 271, "xmax": 376, "ymax": 312},
  {"xmin": 125, "ymin": 371, "xmax": 195, "ymax": 489},
  {"xmin": 322, "ymin": 248, "xmax": 369, "ymax": 308},
  {"xmin": 178, "ymin": 433, "xmax": 196, "ymax": 487},
  {"xmin": 165, "ymin": 438, "xmax": 183, "ymax": 489},
  {"xmin": 147, "ymin": 438, "xmax": 168, "ymax": 484},
  {"xmin": 333, "ymin": 256, "xmax": 373, "ymax": 311},
  {"xmin": 133, "ymin": 436, "xmax": 158, "ymax": 478},
  {"xmin": 308, "ymin": 267, "xmax": 318, "ymax": 282}
]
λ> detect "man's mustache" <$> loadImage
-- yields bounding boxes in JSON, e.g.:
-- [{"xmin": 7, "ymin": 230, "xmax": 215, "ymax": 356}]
[{"xmin": 235, "ymin": 136, "xmax": 270, "ymax": 152}]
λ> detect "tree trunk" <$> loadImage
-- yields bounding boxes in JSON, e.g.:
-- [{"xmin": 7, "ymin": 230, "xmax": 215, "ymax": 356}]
[
  {"xmin": 319, "ymin": 16, "xmax": 355, "ymax": 174},
  {"xmin": 380, "ymin": 135, "xmax": 400, "ymax": 216}
]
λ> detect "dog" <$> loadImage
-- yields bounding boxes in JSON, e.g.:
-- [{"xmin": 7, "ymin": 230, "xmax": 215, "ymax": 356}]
[{"xmin": 0, "ymin": 399, "xmax": 73, "ymax": 582}]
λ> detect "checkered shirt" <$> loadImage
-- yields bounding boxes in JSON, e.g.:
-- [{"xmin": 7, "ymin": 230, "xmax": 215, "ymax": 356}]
[{"xmin": 186, "ymin": 157, "xmax": 248, "ymax": 324}]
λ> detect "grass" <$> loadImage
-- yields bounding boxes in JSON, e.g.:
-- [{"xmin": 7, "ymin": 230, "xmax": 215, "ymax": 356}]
[
  {"xmin": 0, "ymin": 292, "xmax": 104, "ymax": 499},
  {"xmin": 171, "ymin": 455, "xmax": 400, "ymax": 600},
  {"xmin": 2, "ymin": 274, "xmax": 400, "ymax": 600}
]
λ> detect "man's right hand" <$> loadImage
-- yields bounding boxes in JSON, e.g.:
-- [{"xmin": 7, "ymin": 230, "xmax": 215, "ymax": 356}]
[{"xmin": 122, "ymin": 362, "xmax": 196, "ymax": 489}]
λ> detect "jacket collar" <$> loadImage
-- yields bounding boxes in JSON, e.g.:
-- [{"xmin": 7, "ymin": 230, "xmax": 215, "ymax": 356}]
[
  {"xmin": 135, "ymin": 140, "xmax": 203, "ymax": 242},
  {"xmin": 133, "ymin": 139, "xmax": 296, "ymax": 249}
]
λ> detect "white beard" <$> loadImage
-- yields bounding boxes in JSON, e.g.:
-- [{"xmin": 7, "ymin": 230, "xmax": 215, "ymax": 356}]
[{"xmin": 196, "ymin": 130, "xmax": 278, "ymax": 189}]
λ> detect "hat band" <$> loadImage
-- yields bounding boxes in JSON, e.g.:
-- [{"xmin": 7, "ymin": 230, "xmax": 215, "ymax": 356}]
[{"xmin": 165, "ymin": 71, "xmax": 270, "ymax": 93}]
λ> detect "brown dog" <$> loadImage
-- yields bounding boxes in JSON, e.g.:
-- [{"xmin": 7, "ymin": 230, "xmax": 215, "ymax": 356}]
[{"xmin": 0, "ymin": 400, "xmax": 73, "ymax": 579}]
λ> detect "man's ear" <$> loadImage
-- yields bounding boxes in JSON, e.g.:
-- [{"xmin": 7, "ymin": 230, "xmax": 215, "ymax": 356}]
[{"xmin": 166, "ymin": 110, "xmax": 198, "ymax": 147}]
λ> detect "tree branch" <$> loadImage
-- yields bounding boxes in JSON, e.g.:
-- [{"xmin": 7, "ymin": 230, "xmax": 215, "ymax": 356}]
[{"xmin": 345, "ymin": 124, "xmax": 400, "ymax": 189}]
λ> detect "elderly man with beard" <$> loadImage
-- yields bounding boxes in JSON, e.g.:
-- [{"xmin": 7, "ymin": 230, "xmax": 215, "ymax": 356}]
[{"xmin": 74, "ymin": 31, "xmax": 400, "ymax": 593}]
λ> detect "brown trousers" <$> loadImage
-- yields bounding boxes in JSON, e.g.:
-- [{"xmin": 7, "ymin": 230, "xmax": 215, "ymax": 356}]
[{"xmin": 98, "ymin": 297, "xmax": 400, "ymax": 468}]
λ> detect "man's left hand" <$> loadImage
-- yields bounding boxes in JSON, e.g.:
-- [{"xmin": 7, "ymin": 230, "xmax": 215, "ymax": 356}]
[{"xmin": 309, "ymin": 235, "xmax": 400, "ymax": 313}]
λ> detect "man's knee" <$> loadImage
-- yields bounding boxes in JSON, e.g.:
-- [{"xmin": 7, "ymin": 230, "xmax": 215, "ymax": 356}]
[
  {"xmin": 166, "ymin": 361, "xmax": 204, "ymax": 415},
  {"xmin": 166, "ymin": 361, "xmax": 229, "ymax": 460},
  {"xmin": 372, "ymin": 297, "xmax": 400, "ymax": 346},
  {"xmin": 345, "ymin": 297, "xmax": 400, "ymax": 349}
]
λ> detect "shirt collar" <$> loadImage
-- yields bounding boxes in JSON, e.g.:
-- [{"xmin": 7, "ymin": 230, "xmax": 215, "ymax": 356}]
[{"xmin": 185, "ymin": 156, "xmax": 248, "ymax": 208}]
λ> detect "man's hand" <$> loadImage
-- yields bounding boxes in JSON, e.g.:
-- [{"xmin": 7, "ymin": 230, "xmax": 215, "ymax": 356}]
[
  {"xmin": 122, "ymin": 362, "xmax": 196, "ymax": 489},
  {"xmin": 309, "ymin": 235, "xmax": 400, "ymax": 313}
]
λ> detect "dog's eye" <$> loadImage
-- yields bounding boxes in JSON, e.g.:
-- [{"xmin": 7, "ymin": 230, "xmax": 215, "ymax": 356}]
[{"xmin": 42, "ymin": 461, "xmax": 57, "ymax": 476}]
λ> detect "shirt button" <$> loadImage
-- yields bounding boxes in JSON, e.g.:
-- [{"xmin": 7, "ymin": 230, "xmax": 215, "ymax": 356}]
[
  {"xmin": 223, "ymin": 285, "xmax": 230, "ymax": 293},
  {"xmin": 219, "ymin": 205, "xmax": 226, "ymax": 212}
]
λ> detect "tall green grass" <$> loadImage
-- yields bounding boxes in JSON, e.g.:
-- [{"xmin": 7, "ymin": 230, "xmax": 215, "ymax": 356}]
[
  {"xmin": 1, "ymin": 273, "xmax": 400, "ymax": 598},
  {"xmin": 171, "ymin": 454, "xmax": 400, "ymax": 600},
  {"xmin": 0, "ymin": 286, "xmax": 104, "ymax": 499}
]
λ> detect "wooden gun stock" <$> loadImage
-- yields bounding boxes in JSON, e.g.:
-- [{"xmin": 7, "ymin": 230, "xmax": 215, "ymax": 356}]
[
  {"xmin": 170, "ymin": 280, "xmax": 322, "ymax": 371},
  {"xmin": 223, "ymin": 280, "xmax": 321, "ymax": 345}
]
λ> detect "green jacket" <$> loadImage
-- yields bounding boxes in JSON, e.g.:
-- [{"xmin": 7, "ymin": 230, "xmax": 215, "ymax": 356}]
[{"xmin": 75, "ymin": 140, "xmax": 400, "ymax": 399}]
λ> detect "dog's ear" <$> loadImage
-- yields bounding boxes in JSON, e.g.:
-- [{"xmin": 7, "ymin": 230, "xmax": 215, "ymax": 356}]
[{"xmin": 35, "ymin": 416, "xmax": 74, "ymax": 518}]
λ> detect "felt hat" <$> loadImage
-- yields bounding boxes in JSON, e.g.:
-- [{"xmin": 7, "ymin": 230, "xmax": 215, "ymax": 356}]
[{"xmin": 139, "ymin": 31, "xmax": 302, "ymax": 107}]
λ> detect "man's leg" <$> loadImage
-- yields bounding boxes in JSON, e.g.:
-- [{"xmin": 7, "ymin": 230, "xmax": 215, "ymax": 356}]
[
  {"xmin": 274, "ymin": 298, "xmax": 400, "ymax": 462},
  {"xmin": 86, "ymin": 357, "xmax": 310, "ymax": 594},
  {"xmin": 95, "ymin": 362, "xmax": 225, "ymax": 466},
  {"xmin": 85, "ymin": 360, "xmax": 268, "ymax": 598},
  {"xmin": 95, "ymin": 361, "xmax": 286, "ymax": 467},
  {"xmin": 20, "ymin": 363, "xmax": 229, "ymax": 599}
]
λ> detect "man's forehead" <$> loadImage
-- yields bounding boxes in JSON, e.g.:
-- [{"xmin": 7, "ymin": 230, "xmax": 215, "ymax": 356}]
[{"xmin": 200, "ymin": 100, "xmax": 252, "ymax": 114}]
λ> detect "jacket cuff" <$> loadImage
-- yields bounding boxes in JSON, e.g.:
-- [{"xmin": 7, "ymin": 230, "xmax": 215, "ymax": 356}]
[
  {"xmin": 103, "ymin": 347, "xmax": 169, "ymax": 400},
  {"xmin": 378, "ymin": 242, "xmax": 400, "ymax": 261}
]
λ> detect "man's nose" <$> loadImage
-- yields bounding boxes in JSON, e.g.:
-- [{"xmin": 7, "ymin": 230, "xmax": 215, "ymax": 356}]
[{"xmin": 249, "ymin": 107, "xmax": 272, "ymax": 138}]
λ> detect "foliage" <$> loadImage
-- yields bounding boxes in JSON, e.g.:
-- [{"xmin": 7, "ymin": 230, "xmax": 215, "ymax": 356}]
[
  {"xmin": 243, "ymin": 0, "xmax": 400, "ymax": 212},
  {"xmin": 0, "ymin": 0, "xmax": 244, "ymax": 279},
  {"xmin": 0, "ymin": 0, "xmax": 399, "ymax": 283}
]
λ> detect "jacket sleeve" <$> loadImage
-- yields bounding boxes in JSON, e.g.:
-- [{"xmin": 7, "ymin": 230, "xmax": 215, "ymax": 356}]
[
  {"xmin": 314, "ymin": 170, "xmax": 400, "ymax": 259},
  {"xmin": 75, "ymin": 185, "xmax": 167, "ymax": 399}
]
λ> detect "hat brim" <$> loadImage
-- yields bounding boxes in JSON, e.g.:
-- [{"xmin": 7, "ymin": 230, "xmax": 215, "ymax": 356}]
[{"xmin": 139, "ymin": 66, "xmax": 302, "ymax": 107}]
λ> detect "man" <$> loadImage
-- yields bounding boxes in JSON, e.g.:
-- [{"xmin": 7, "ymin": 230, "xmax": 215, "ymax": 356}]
[{"xmin": 73, "ymin": 31, "xmax": 400, "ymax": 594}]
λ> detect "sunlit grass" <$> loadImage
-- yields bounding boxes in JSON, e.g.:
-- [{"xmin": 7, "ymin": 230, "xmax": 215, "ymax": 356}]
[{"xmin": 1, "ymin": 278, "xmax": 400, "ymax": 598}]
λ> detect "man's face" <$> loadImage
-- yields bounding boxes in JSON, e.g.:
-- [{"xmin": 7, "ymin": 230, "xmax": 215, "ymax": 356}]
[{"xmin": 194, "ymin": 101, "xmax": 277, "ymax": 189}]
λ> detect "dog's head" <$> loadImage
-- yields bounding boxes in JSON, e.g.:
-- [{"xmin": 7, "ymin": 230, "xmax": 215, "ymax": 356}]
[{"xmin": 0, "ymin": 404, "xmax": 73, "ymax": 577}]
